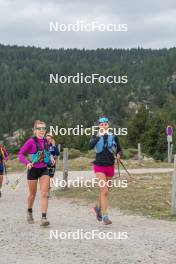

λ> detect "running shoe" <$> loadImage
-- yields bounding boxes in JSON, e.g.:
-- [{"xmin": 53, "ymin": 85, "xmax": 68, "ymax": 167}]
[
  {"xmin": 27, "ymin": 211, "xmax": 34, "ymax": 224},
  {"xmin": 103, "ymin": 214, "xmax": 112, "ymax": 225},
  {"xmin": 40, "ymin": 218, "xmax": 50, "ymax": 227},
  {"xmin": 92, "ymin": 206, "xmax": 102, "ymax": 222}
]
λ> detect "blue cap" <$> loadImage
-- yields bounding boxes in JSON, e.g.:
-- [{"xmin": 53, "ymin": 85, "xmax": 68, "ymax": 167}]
[{"xmin": 98, "ymin": 117, "xmax": 109, "ymax": 123}]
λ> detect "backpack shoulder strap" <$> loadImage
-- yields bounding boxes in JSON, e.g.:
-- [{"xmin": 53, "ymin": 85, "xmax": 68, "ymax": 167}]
[
  {"xmin": 103, "ymin": 135, "xmax": 108, "ymax": 149},
  {"xmin": 109, "ymin": 133, "xmax": 115, "ymax": 141},
  {"xmin": 32, "ymin": 136, "xmax": 42, "ymax": 151},
  {"xmin": 43, "ymin": 138, "xmax": 49, "ymax": 151}
]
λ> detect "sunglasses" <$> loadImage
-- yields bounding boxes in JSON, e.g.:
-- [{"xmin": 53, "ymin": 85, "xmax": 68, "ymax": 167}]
[
  {"xmin": 99, "ymin": 122, "xmax": 109, "ymax": 126},
  {"xmin": 36, "ymin": 127, "xmax": 47, "ymax": 131}
]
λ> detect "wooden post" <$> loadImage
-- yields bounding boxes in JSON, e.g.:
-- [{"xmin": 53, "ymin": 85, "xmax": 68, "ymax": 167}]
[
  {"xmin": 171, "ymin": 155, "xmax": 176, "ymax": 214},
  {"xmin": 138, "ymin": 143, "xmax": 141, "ymax": 164},
  {"xmin": 62, "ymin": 148, "xmax": 68, "ymax": 190}
]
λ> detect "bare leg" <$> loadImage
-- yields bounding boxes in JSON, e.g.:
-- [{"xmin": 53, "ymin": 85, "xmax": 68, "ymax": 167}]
[
  {"xmin": 0, "ymin": 174, "xmax": 3, "ymax": 188},
  {"xmin": 96, "ymin": 173, "xmax": 109, "ymax": 213},
  {"xmin": 28, "ymin": 180, "xmax": 38, "ymax": 209},
  {"xmin": 0, "ymin": 175, "xmax": 3, "ymax": 193},
  {"xmin": 39, "ymin": 175, "xmax": 50, "ymax": 213}
]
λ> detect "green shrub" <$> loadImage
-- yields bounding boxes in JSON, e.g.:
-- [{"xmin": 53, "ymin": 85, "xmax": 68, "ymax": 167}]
[
  {"xmin": 122, "ymin": 148, "xmax": 138, "ymax": 159},
  {"xmin": 68, "ymin": 148, "xmax": 82, "ymax": 159},
  {"xmin": 84, "ymin": 150, "xmax": 95, "ymax": 159}
]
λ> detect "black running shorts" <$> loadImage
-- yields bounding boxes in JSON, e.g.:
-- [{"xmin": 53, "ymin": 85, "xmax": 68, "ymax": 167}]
[{"xmin": 27, "ymin": 167, "xmax": 49, "ymax": 180}]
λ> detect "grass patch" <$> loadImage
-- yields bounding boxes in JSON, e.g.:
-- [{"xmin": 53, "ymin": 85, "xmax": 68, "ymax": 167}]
[
  {"xmin": 54, "ymin": 173, "xmax": 176, "ymax": 221},
  {"xmin": 67, "ymin": 158, "xmax": 173, "ymax": 171},
  {"xmin": 6, "ymin": 157, "xmax": 173, "ymax": 172},
  {"xmin": 5, "ymin": 158, "xmax": 25, "ymax": 172},
  {"xmin": 125, "ymin": 160, "xmax": 173, "ymax": 169},
  {"xmin": 5, "ymin": 151, "xmax": 173, "ymax": 172}
]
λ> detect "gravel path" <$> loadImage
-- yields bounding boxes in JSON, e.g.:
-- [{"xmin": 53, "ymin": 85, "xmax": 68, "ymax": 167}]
[{"xmin": 0, "ymin": 171, "xmax": 176, "ymax": 264}]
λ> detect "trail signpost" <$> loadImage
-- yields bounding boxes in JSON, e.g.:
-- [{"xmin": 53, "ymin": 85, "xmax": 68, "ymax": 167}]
[{"xmin": 167, "ymin": 125, "xmax": 173, "ymax": 163}]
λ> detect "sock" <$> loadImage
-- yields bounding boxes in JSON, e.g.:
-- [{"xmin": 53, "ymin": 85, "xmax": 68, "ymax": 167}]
[
  {"xmin": 42, "ymin": 213, "xmax": 47, "ymax": 219},
  {"xmin": 28, "ymin": 208, "xmax": 32, "ymax": 213}
]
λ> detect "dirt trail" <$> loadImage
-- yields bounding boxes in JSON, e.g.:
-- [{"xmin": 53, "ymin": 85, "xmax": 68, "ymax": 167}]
[{"xmin": 0, "ymin": 171, "xmax": 176, "ymax": 264}]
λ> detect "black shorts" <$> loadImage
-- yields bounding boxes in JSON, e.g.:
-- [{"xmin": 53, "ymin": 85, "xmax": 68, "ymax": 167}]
[
  {"xmin": 48, "ymin": 165, "xmax": 56, "ymax": 178},
  {"xmin": 27, "ymin": 167, "xmax": 49, "ymax": 180}
]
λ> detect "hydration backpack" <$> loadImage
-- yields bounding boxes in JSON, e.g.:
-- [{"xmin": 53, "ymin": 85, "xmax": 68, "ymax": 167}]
[
  {"xmin": 31, "ymin": 137, "xmax": 51, "ymax": 164},
  {"xmin": 95, "ymin": 134, "xmax": 117, "ymax": 154}
]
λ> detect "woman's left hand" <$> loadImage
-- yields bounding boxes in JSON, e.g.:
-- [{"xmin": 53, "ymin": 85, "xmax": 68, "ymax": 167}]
[{"xmin": 51, "ymin": 156, "xmax": 56, "ymax": 165}]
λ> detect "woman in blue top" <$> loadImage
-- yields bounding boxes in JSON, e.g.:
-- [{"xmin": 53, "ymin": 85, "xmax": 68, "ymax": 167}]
[
  {"xmin": 46, "ymin": 133, "xmax": 60, "ymax": 178},
  {"xmin": 90, "ymin": 116, "xmax": 122, "ymax": 225}
]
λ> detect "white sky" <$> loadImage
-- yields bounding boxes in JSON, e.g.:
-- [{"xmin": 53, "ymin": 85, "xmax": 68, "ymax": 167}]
[{"xmin": 0, "ymin": 0, "xmax": 175, "ymax": 49}]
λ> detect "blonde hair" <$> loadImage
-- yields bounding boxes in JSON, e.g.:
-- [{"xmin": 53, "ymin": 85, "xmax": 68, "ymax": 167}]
[
  {"xmin": 46, "ymin": 133, "xmax": 55, "ymax": 145},
  {"xmin": 46, "ymin": 133, "xmax": 53, "ymax": 138},
  {"xmin": 33, "ymin": 120, "xmax": 46, "ymax": 131}
]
